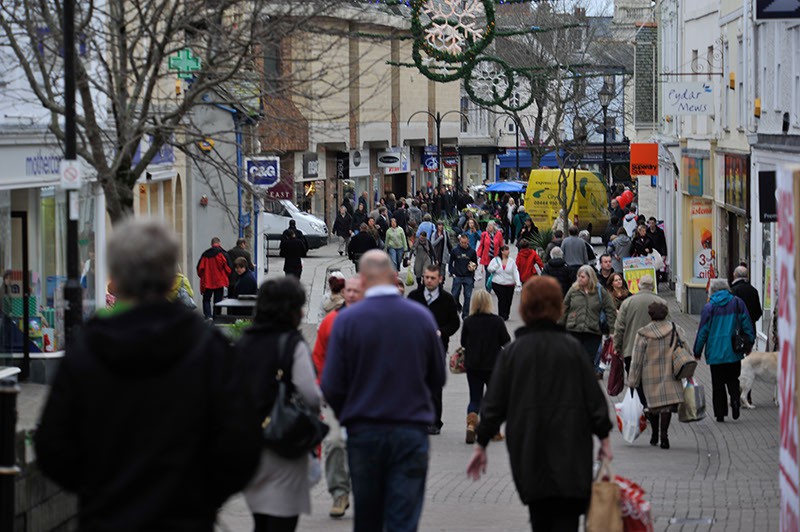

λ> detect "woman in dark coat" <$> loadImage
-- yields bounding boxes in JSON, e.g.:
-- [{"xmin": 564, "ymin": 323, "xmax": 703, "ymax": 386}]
[
  {"xmin": 467, "ymin": 276, "xmax": 613, "ymax": 532},
  {"xmin": 460, "ymin": 289, "xmax": 511, "ymax": 444},
  {"xmin": 630, "ymin": 224, "xmax": 654, "ymax": 257},
  {"xmin": 350, "ymin": 203, "xmax": 367, "ymax": 233}
]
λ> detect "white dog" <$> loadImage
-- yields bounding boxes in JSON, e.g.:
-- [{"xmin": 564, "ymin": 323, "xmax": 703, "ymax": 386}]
[{"xmin": 739, "ymin": 351, "xmax": 779, "ymax": 409}]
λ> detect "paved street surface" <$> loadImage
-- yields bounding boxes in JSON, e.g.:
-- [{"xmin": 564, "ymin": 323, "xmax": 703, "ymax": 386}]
[{"xmin": 216, "ymin": 242, "xmax": 779, "ymax": 531}]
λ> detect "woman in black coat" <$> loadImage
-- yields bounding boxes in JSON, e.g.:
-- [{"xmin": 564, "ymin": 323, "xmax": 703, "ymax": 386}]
[
  {"xmin": 467, "ymin": 276, "xmax": 612, "ymax": 532},
  {"xmin": 460, "ymin": 289, "xmax": 511, "ymax": 444},
  {"xmin": 350, "ymin": 203, "xmax": 367, "ymax": 232},
  {"xmin": 630, "ymin": 224, "xmax": 654, "ymax": 257}
]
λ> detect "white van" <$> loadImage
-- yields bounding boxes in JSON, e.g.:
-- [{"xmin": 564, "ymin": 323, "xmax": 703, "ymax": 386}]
[{"xmin": 260, "ymin": 199, "xmax": 328, "ymax": 250}]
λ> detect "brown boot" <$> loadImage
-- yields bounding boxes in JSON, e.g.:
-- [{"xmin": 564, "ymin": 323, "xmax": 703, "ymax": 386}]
[{"xmin": 466, "ymin": 413, "xmax": 479, "ymax": 444}]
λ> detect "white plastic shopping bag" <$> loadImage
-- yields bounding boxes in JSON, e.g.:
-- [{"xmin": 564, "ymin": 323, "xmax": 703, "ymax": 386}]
[{"xmin": 614, "ymin": 388, "xmax": 647, "ymax": 443}]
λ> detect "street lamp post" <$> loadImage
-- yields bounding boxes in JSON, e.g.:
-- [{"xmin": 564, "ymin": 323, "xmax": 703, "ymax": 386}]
[
  {"xmin": 408, "ymin": 110, "xmax": 469, "ymax": 188},
  {"xmin": 598, "ymin": 83, "xmax": 613, "ymax": 189},
  {"xmin": 494, "ymin": 113, "xmax": 523, "ymax": 181}
]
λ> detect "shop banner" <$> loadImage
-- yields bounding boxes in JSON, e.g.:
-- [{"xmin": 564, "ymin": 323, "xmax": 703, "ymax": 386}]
[
  {"xmin": 760, "ymin": 170, "xmax": 778, "ymax": 223},
  {"xmin": 383, "ymin": 147, "xmax": 410, "ymax": 174},
  {"xmin": 686, "ymin": 156, "xmax": 704, "ymax": 197},
  {"xmin": 335, "ymin": 152, "xmax": 349, "ymax": 180},
  {"xmin": 422, "ymin": 146, "xmax": 438, "ymax": 172},
  {"xmin": 245, "ymin": 157, "xmax": 292, "ymax": 199},
  {"xmin": 630, "ymin": 143, "xmax": 659, "ymax": 176},
  {"xmin": 724, "ymin": 154, "xmax": 749, "ymax": 213},
  {"xmin": 349, "ymin": 150, "xmax": 370, "ymax": 177},
  {"xmin": 777, "ymin": 168, "xmax": 799, "ymax": 532},
  {"xmin": 622, "ymin": 257, "xmax": 658, "ymax": 294},
  {"xmin": 690, "ymin": 199, "xmax": 713, "ymax": 279}
]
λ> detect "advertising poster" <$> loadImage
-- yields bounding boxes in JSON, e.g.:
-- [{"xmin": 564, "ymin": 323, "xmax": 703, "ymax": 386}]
[
  {"xmin": 622, "ymin": 257, "xmax": 658, "ymax": 294},
  {"xmin": 690, "ymin": 199, "xmax": 713, "ymax": 279},
  {"xmin": 777, "ymin": 169, "xmax": 799, "ymax": 532},
  {"xmin": 686, "ymin": 156, "xmax": 704, "ymax": 196}
]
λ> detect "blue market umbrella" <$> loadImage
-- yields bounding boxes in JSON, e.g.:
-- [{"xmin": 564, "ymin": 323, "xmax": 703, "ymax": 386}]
[{"xmin": 485, "ymin": 180, "xmax": 527, "ymax": 193}]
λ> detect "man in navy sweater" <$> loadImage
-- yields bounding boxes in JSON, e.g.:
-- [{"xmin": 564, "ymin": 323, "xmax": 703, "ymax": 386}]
[{"xmin": 322, "ymin": 250, "xmax": 446, "ymax": 532}]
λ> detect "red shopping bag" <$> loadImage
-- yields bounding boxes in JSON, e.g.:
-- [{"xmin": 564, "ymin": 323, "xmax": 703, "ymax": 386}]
[
  {"xmin": 607, "ymin": 349, "xmax": 625, "ymax": 396},
  {"xmin": 613, "ymin": 476, "xmax": 654, "ymax": 532}
]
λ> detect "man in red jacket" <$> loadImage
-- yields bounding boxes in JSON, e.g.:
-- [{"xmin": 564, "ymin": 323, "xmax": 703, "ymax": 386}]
[
  {"xmin": 196, "ymin": 237, "xmax": 231, "ymax": 319},
  {"xmin": 312, "ymin": 276, "xmax": 363, "ymax": 519}
]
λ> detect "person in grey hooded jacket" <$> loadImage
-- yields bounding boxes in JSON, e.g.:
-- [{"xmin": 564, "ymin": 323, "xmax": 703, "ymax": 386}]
[{"xmin": 609, "ymin": 227, "xmax": 632, "ymax": 273}]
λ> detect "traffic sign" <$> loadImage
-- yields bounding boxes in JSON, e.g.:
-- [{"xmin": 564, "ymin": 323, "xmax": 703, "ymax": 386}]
[{"xmin": 59, "ymin": 159, "xmax": 81, "ymax": 190}]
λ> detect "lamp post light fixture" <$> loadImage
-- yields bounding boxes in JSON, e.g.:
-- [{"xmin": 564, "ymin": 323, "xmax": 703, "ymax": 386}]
[
  {"xmin": 408, "ymin": 110, "xmax": 469, "ymax": 188},
  {"xmin": 494, "ymin": 113, "xmax": 522, "ymax": 181},
  {"xmin": 598, "ymin": 83, "xmax": 613, "ymax": 188}
]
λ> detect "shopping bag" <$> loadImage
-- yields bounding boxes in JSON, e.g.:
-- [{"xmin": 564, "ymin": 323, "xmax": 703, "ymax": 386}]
[
  {"xmin": 449, "ymin": 347, "xmax": 466, "ymax": 374},
  {"xmin": 586, "ymin": 460, "xmax": 623, "ymax": 532},
  {"xmin": 607, "ymin": 350, "xmax": 625, "ymax": 396},
  {"xmin": 405, "ymin": 268, "xmax": 415, "ymax": 287},
  {"xmin": 614, "ymin": 389, "xmax": 647, "ymax": 443},
  {"xmin": 678, "ymin": 378, "xmax": 706, "ymax": 422},
  {"xmin": 614, "ymin": 475, "xmax": 655, "ymax": 532}
]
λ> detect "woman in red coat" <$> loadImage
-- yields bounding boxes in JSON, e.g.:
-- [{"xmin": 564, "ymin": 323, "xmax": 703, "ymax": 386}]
[
  {"xmin": 476, "ymin": 221, "xmax": 504, "ymax": 275},
  {"xmin": 516, "ymin": 240, "xmax": 544, "ymax": 283}
]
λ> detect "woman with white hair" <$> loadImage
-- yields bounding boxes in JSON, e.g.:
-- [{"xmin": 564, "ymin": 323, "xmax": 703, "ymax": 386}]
[
  {"xmin": 694, "ymin": 279, "xmax": 755, "ymax": 422},
  {"xmin": 476, "ymin": 220, "xmax": 504, "ymax": 280},
  {"xmin": 560, "ymin": 265, "xmax": 618, "ymax": 372}
]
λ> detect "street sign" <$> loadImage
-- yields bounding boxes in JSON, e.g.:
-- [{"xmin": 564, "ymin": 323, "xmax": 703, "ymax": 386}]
[
  {"xmin": 756, "ymin": 0, "xmax": 800, "ymax": 20},
  {"xmin": 168, "ymin": 48, "xmax": 201, "ymax": 79},
  {"xmin": 630, "ymin": 143, "xmax": 659, "ymax": 176},
  {"xmin": 663, "ymin": 82, "xmax": 714, "ymax": 115},
  {"xmin": 59, "ymin": 159, "xmax": 81, "ymax": 190}
]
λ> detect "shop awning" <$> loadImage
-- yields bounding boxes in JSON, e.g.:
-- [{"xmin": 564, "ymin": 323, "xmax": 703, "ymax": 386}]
[
  {"xmin": 496, "ymin": 149, "xmax": 534, "ymax": 169},
  {"xmin": 486, "ymin": 180, "xmax": 527, "ymax": 193}
]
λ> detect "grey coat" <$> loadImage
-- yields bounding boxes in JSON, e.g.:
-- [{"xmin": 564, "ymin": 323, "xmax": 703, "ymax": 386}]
[
  {"xmin": 613, "ymin": 290, "xmax": 668, "ymax": 359},
  {"xmin": 609, "ymin": 234, "xmax": 632, "ymax": 272},
  {"xmin": 413, "ymin": 239, "xmax": 434, "ymax": 278}
]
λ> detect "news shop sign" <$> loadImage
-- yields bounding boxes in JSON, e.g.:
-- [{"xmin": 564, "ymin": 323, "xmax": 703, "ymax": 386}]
[
  {"xmin": 777, "ymin": 168, "xmax": 799, "ymax": 532},
  {"xmin": 245, "ymin": 157, "xmax": 291, "ymax": 199}
]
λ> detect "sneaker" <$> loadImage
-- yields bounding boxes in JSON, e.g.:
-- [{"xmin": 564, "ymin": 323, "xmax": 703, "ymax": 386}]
[
  {"xmin": 732, "ymin": 398, "xmax": 741, "ymax": 420},
  {"xmin": 329, "ymin": 494, "xmax": 349, "ymax": 518}
]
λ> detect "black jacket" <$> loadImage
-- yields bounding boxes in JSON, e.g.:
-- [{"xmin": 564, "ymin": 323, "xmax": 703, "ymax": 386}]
[
  {"xmin": 408, "ymin": 287, "xmax": 461, "ymax": 349},
  {"xmin": 460, "ymin": 313, "xmax": 511, "ymax": 371},
  {"xmin": 602, "ymin": 222, "xmax": 622, "ymax": 245},
  {"xmin": 393, "ymin": 208, "xmax": 408, "ymax": 230},
  {"xmin": 476, "ymin": 322, "xmax": 612, "ymax": 503},
  {"xmin": 280, "ymin": 238, "xmax": 307, "ymax": 272},
  {"xmin": 333, "ymin": 212, "xmax": 352, "ymax": 237},
  {"xmin": 543, "ymin": 258, "xmax": 576, "ymax": 296},
  {"xmin": 631, "ymin": 235, "xmax": 654, "ymax": 257},
  {"xmin": 449, "ymin": 244, "xmax": 478, "ymax": 278},
  {"xmin": 351, "ymin": 209, "xmax": 368, "ymax": 231},
  {"xmin": 34, "ymin": 302, "xmax": 261, "ymax": 531},
  {"xmin": 544, "ymin": 238, "xmax": 563, "ymax": 263},
  {"xmin": 731, "ymin": 278, "xmax": 763, "ymax": 328},
  {"xmin": 647, "ymin": 226, "xmax": 668, "ymax": 256},
  {"xmin": 229, "ymin": 271, "xmax": 258, "ymax": 299},
  {"xmin": 347, "ymin": 231, "xmax": 379, "ymax": 260},
  {"xmin": 227, "ymin": 246, "xmax": 254, "ymax": 271}
]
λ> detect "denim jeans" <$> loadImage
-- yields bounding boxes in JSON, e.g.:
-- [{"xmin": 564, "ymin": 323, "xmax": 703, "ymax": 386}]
[
  {"xmin": 388, "ymin": 247, "xmax": 404, "ymax": 272},
  {"xmin": 466, "ymin": 369, "xmax": 492, "ymax": 414},
  {"xmin": 347, "ymin": 427, "xmax": 429, "ymax": 532},
  {"xmin": 202, "ymin": 287, "xmax": 224, "ymax": 319},
  {"xmin": 451, "ymin": 276, "xmax": 474, "ymax": 318}
]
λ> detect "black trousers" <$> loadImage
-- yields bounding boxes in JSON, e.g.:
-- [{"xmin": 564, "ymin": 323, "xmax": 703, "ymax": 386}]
[
  {"xmin": 710, "ymin": 361, "xmax": 741, "ymax": 419},
  {"xmin": 494, "ymin": 283, "xmax": 515, "ymax": 320},
  {"xmin": 253, "ymin": 514, "xmax": 298, "ymax": 532},
  {"xmin": 528, "ymin": 497, "xmax": 588, "ymax": 532}
]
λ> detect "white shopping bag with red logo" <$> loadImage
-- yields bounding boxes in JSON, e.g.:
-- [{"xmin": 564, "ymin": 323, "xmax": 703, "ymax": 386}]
[
  {"xmin": 613, "ymin": 475, "xmax": 655, "ymax": 532},
  {"xmin": 614, "ymin": 388, "xmax": 648, "ymax": 443}
]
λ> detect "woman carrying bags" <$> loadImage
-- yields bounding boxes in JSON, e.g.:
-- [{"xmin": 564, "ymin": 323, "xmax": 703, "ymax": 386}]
[
  {"xmin": 487, "ymin": 245, "xmax": 521, "ymax": 321},
  {"xmin": 560, "ymin": 265, "xmax": 618, "ymax": 373},
  {"xmin": 628, "ymin": 301, "xmax": 692, "ymax": 449}
]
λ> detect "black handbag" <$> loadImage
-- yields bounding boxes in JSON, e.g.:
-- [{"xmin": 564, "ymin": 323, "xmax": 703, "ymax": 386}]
[
  {"xmin": 731, "ymin": 323, "xmax": 754, "ymax": 355},
  {"xmin": 262, "ymin": 334, "xmax": 329, "ymax": 459}
]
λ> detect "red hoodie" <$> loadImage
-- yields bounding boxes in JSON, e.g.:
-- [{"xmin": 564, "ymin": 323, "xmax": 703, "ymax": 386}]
[
  {"xmin": 196, "ymin": 244, "xmax": 231, "ymax": 293},
  {"xmin": 516, "ymin": 248, "xmax": 544, "ymax": 283}
]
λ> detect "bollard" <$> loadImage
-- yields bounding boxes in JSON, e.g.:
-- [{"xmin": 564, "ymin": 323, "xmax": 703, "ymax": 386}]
[{"xmin": 0, "ymin": 376, "xmax": 20, "ymax": 532}]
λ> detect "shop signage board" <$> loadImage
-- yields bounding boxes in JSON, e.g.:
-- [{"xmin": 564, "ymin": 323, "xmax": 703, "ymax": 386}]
[
  {"xmin": 685, "ymin": 156, "xmax": 704, "ymax": 196},
  {"xmin": 246, "ymin": 157, "xmax": 292, "ymax": 199},
  {"xmin": 690, "ymin": 198, "xmax": 714, "ymax": 279},
  {"xmin": 760, "ymin": 170, "xmax": 778, "ymax": 223},
  {"xmin": 622, "ymin": 256, "xmax": 658, "ymax": 294},
  {"xmin": 349, "ymin": 150, "xmax": 369, "ymax": 177},
  {"xmin": 664, "ymin": 82, "xmax": 714, "ymax": 115},
  {"xmin": 756, "ymin": 0, "xmax": 800, "ymax": 20},
  {"xmin": 382, "ymin": 147, "xmax": 410, "ymax": 174},
  {"xmin": 724, "ymin": 154, "xmax": 749, "ymax": 214},
  {"xmin": 335, "ymin": 152, "xmax": 349, "ymax": 180},
  {"xmin": 630, "ymin": 143, "xmax": 659, "ymax": 176},
  {"xmin": 422, "ymin": 146, "xmax": 438, "ymax": 172},
  {"xmin": 776, "ymin": 167, "xmax": 799, "ymax": 532}
]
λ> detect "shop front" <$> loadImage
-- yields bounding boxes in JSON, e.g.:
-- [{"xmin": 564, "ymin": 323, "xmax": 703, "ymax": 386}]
[
  {"xmin": 720, "ymin": 152, "xmax": 750, "ymax": 279},
  {"xmin": 0, "ymin": 140, "xmax": 99, "ymax": 378},
  {"xmin": 679, "ymin": 150, "xmax": 715, "ymax": 314},
  {"xmin": 495, "ymin": 149, "xmax": 533, "ymax": 182},
  {"xmin": 379, "ymin": 146, "xmax": 410, "ymax": 198},
  {"xmin": 295, "ymin": 152, "xmax": 326, "ymax": 220}
]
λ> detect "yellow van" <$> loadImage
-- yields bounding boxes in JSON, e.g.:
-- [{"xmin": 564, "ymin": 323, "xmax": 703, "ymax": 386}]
[{"xmin": 523, "ymin": 169, "xmax": 610, "ymax": 236}]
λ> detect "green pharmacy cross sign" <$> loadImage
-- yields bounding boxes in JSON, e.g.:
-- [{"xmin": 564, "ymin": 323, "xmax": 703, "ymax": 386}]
[{"xmin": 168, "ymin": 48, "xmax": 201, "ymax": 79}]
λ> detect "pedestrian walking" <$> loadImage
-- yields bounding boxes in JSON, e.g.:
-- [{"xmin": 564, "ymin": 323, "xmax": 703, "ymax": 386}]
[
  {"xmin": 628, "ymin": 301, "xmax": 692, "ymax": 449},
  {"xmin": 543, "ymin": 229, "xmax": 563, "ymax": 263},
  {"xmin": 476, "ymin": 221, "xmax": 504, "ymax": 278},
  {"xmin": 416, "ymin": 213, "xmax": 436, "ymax": 240},
  {"xmin": 612, "ymin": 274, "xmax": 665, "ymax": 373},
  {"xmin": 579, "ymin": 229, "xmax": 596, "ymax": 263},
  {"xmin": 606, "ymin": 271, "xmax": 631, "ymax": 309},
  {"xmin": 322, "ymin": 251, "xmax": 446, "ymax": 532},
  {"xmin": 449, "ymin": 233, "xmax": 478, "ymax": 319},
  {"xmin": 279, "ymin": 230, "xmax": 307, "ymax": 279},
  {"xmin": 408, "ymin": 200, "xmax": 423, "ymax": 226},
  {"xmin": 693, "ymin": 279, "xmax": 755, "ymax": 422},
  {"xmin": 384, "ymin": 217, "xmax": 409, "ymax": 273},
  {"xmin": 731, "ymin": 265, "xmax": 763, "ymax": 332},
  {"xmin": 333, "ymin": 206, "xmax": 352, "ymax": 257},
  {"xmin": 466, "ymin": 276, "xmax": 613, "ymax": 532},
  {"xmin": 412, "ymin": 231, "xmax": 434, "ymax": 286},
  {"xmin": 228, "ymin": 237, "xmax": 255, "ymax": 271},
  {"xmin": 281, "ymin": 220, "xmax": 307, "ymax": 252},
  {"xmin": 312, "ymin": 276, "xmax": 364, "ymax": 519},
  {"xmin": 609, "ymin": 227, "xmax": 632, "ymax": 273},
  {"xmin": 542, "ymin": 246, "xmax": 575, "ymax": 296},
  {"xmin": 560, "ymin": 265, "xmax": 617, "ymax": 370},
  {"xmin": 516, "ymin": 239, "xmax": 543, "ymax": 284},
  {"xmin": 35, "ymin": 220, "xmax": 260, "ymax": 531},
  {"xmin": 561, "ymin": 225, "xmax": 588, "ymax": 270},
  {"xmin": 351, "ymin": 203, "xmax": 368, "ymax": 233},
  {"xmin": 597, "ymin": 253, "xmax": 615, "ymax": 287},
  {"xmin": 487, "ymin": 245, "xmax": 521, "ymax": 321},
  {"xmin": 631, "ymin": 224, "xmax": 654, "ymax": 257},
  {"xmin": 196, "ymin": 236, "xmax": 232, "ymax": 319},
  {"xmin": 512, "ymin": 205, "xmax": 531, "ymax": 242},
  {"xmin": 319, "ymin": 273, "xmax": 346, "ymax": 320},
  {"xmin": 430, "ymin": 221, "xmax": 451, "ymax": 280},
  {"xmin": 409, "ymin": 264, "xmax": 460, "ymax": 434},
  {"xmin": 460, "ymin": 289, "xmax": 510, "ymax": 444},
  {"xmin": 237, "ymin": 277, "xmax": 321, "ymax": 532},
  {"xmin": 516, "ymin": 217, "xmax": 538, "ymax": 246},
  {"xmin": 463, "ymin": 218, "xmax": 482, "ymax": 250}
]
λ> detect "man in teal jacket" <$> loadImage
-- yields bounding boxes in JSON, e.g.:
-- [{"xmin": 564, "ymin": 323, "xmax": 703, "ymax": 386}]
[{"xmin": 694, "ymin": 279, "xmax": 755, "ymax": 422}]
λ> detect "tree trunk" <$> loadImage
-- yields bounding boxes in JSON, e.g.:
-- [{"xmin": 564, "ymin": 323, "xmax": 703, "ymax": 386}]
[{"xmin": 101, "ymin": 173, "xmax": 135, "ymax": 224}]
